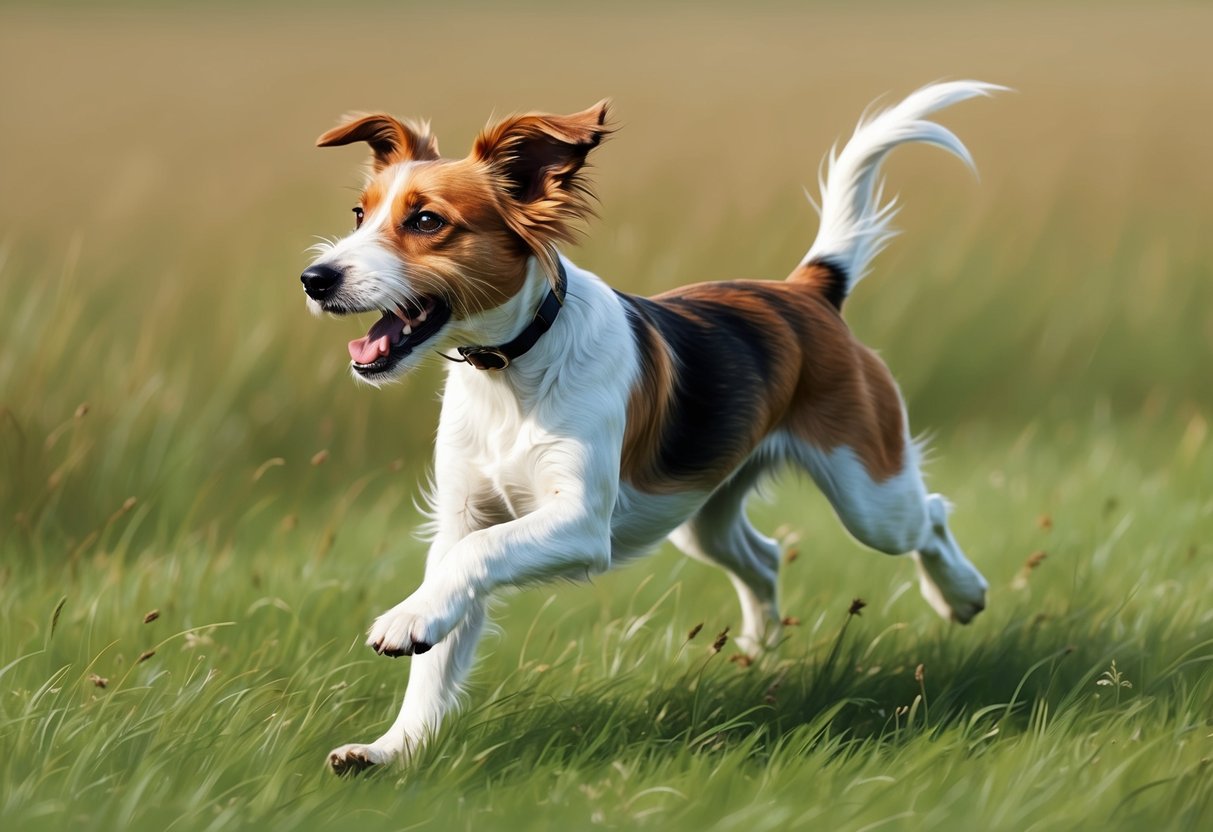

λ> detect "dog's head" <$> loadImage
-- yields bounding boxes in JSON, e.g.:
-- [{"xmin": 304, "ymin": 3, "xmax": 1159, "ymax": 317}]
[{"xmin": 302, "ymin": 101, "xmax": 610, "ymax": 384}]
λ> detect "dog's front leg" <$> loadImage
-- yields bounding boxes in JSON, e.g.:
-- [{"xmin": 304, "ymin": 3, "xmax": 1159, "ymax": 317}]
[
  {"xmin": 329, "ymin": 503, "xmax": 610, "ymax": 775},
  {"xmin": 366, "ymin": 495, "xmax": 613, "ymax": 657},
  {"xmin": 325, "ymin": 470, "xmax": 494, "ymax": 776},
  {"xmin": 331, "ymin": 437, "xmax": 618, "ymax": 775},
  {"xmin": 328, "ymin": 592, "xmax": 487, "ymax": 776},
  {"xmin": 368, "ymin": 433, "xmax": 619, "ymax": 659}
]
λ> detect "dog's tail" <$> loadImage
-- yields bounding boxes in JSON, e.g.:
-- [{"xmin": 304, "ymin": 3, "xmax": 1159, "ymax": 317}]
[{"xmin": 789, "ymin": 80, "xmax": 1005, "ymax": 309}]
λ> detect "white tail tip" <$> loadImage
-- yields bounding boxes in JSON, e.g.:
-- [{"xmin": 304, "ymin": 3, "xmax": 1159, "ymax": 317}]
[{"xmin": 800, "ymin": 80, "xmax": 1007, "ymax": 298}]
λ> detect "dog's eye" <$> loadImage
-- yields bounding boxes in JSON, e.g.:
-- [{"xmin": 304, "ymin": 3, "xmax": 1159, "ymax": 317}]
[
  {"xmin": 408, "ymin": 212, "xmax": 446, "ymax": 234},
  {"xmin": 352, "ymin": 206, "xmax": 365, "ymax": 229}
]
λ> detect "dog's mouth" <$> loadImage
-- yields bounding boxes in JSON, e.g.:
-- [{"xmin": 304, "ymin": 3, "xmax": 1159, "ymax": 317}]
[{"xmin": 346, "ymin": 295, "xmax": 452, "ymax": 376}]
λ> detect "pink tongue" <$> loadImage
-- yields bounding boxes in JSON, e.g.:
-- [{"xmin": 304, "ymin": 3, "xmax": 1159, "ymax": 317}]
[{"xmin": 348, "ymin": 313, "xmax": 405, "ymax": 363}]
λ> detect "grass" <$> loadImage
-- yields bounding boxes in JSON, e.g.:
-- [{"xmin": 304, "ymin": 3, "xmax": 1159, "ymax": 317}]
[
  {"xmin": 2, "ymin": 3, "xmax": 1212, "ymax": 830},
  {"xmin": 3, "ymin": 428, "xmax": 1211, "ymax": 831}
]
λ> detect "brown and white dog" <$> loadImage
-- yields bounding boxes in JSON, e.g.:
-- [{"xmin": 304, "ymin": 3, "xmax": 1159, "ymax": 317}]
[{"xmin": 303, "ymin": 81, "xmax": 1001, "ymax": 774}]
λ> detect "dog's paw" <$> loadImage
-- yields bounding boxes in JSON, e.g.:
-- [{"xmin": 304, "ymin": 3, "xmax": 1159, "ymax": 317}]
[
  {"xmin": 915, "ymin": 556, "xmax": 988, "ymax": 625},
  {"xmin": 943, "ymin": 595, "xmax": 987, "ymax": 625},
  {"xmin": 366, "ymin": 596, "xmax": 453, "ymax": 657},
  {"xmin": 328, "ymin": 743, "xmax": 393, "ymax": 776},
  {"xmin": 939, "ymin": 571, "xmax": 988, "ymax": 625}
]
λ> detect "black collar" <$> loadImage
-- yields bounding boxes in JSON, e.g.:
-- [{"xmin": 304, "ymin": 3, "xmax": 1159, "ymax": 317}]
[{"xmin": 449, "ymin": 260, "xmax": 568, "ymax": 371}]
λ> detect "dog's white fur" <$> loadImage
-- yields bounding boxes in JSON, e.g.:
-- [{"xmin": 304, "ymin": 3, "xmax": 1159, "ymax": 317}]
[{"xmin": 314, "ymin": 81, "xmax": 997, "ymax": 773}]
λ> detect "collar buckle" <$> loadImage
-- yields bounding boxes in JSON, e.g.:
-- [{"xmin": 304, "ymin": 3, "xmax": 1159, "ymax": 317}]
[{"xmin": 457, "ymin": 346, "xmax": 510, "ymax": 371}]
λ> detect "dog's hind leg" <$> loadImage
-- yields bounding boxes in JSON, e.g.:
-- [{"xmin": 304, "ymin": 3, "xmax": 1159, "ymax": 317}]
[
  {"xmin": 804, "ymin": 442, "xmax": 987, "ymax": 623},
  {"xmin": 805, "ymin": 443, "xmax": 984, "ymax": 618},
  {"xmin": 669, "ymin": 459, "xmax": 783, "ymax": 655},
  {"xmin": 781, "ymin": 419, "xmax": 988, "ymax": 623}
]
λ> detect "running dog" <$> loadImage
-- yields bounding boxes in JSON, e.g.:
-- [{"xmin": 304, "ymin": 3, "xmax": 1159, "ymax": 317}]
[{"xmin": 302, "ymin": 81, "xmax": 1000, "ymax": 774}]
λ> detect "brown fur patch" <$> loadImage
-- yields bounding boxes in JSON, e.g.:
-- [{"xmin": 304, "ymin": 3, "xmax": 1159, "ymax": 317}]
[
  {"xmin": 620, "ymin": 305, "xmax": 676, "ymax": 486},
  {"xmin": 787, "ymin": 261, "xmax": 849, "ymax": 309},
  {"xmin": 786, "ymin": 325, "xmax": 907, "ymax": 481},
  {"xmin": 619, "ymin": 281, "xmax": 906, "ymax": 493}
]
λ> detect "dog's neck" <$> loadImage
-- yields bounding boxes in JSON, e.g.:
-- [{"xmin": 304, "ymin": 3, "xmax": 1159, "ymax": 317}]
[
  {"xmin": 452, "ymin": 257, "xmax": 552, "ymax": 347},
  {"xmin": 445, "ymin": 255, "xmax": 576, "ymax": 396}
]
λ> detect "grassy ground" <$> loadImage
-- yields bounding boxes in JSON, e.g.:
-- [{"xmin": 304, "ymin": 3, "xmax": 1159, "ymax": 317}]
[{"xmin": 2, "ymin": 3, "xmax": 1212, "ymax": 830}]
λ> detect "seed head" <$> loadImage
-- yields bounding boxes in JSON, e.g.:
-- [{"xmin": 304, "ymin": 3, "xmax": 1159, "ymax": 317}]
[{"xmin": 1012, "ymin": 551, "xmax": 1048, "ymax": 589}]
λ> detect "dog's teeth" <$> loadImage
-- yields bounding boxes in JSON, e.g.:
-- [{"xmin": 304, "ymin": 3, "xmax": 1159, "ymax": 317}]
[
  {"xmin": 402, "ymin": 323, "xmax": 412, "ymax": 336},
  {"xmin": 417, "ymin": 309, "xmax": 427, "ymax": 323}
]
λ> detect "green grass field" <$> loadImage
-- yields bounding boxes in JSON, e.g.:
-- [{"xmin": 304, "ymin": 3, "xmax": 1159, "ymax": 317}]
[{"xmin": 2, "ymin": 3, "xmax": 1212, "ymax": 830}]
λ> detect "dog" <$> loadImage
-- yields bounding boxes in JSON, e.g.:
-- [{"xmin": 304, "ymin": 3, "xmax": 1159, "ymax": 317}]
[{"xmin": 303, "ymin": 81, "xmax": 999, "ymax": 774}]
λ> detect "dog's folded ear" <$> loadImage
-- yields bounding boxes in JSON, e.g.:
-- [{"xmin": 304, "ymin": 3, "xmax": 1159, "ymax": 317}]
[
  {"xmin": 473, "ymin": 100, "xmax": 611, "ymax": 205},
  {"xmin": 316, "ymin": 114, "xmax": 440, "ymax": 170}
]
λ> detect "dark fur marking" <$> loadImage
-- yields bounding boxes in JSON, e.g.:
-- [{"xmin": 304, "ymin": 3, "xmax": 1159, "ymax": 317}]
[
  {"xmin": 807, "ymin": 258, "xmax": 849, "ymax": 309},
  {"xmin": 618, "ymin": 285, "xmax": 786, "ymax": 489}
]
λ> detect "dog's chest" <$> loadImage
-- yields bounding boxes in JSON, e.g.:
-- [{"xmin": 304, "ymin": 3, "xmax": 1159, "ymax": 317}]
[
  {"xmin": 479, "ymin": 447, "xmax": 543, "ymax": 518},
  {"xmin": 460, "ymin": 400, "xmax": 552, "ymax": 518}
]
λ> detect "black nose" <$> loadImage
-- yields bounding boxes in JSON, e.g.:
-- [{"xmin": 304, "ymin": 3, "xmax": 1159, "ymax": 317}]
[{"xmin": 300, "ymin": 264, "xmax": 343, "ymax": 300}]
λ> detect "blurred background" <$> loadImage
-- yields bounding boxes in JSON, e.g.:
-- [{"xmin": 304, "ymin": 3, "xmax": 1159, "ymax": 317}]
[{"xmin": 2, "ymin": 1, "xmax": 1209, "ymax": 556}]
